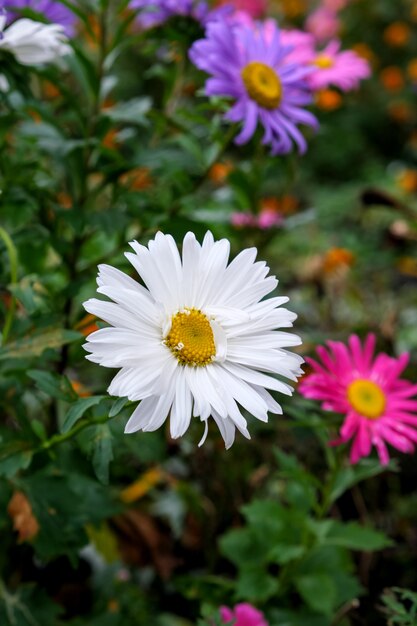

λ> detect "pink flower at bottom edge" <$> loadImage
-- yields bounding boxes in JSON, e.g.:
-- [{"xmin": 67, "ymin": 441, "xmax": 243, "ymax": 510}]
[
  {"xmin": 220, "ymin": 603, "xmax": 269, "ymax": 626},
  {"xmin": 299, "ymin": 334, "xmax": 417, "ymax": 465}
]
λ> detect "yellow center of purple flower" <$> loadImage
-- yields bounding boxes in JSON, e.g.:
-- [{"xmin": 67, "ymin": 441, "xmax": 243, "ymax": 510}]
[
  {"xmin": 165, "ymin": 308, "xmax": 216, "ymax": 366},
  {"xmin": 313, "ymin": 54, "xmax": 334, "ymax": 69},
  {"xmin": 241, "ymin": 62, "xmax": 282, "ymax": 109},
  {"xmin": 347, "ymin": 379, "xmax": 386, "ymax": 419}
]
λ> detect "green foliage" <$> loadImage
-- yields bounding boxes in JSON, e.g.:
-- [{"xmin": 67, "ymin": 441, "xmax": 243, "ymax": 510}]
[{"xmin": 381, "ymin": 588, "xmax": 417, "ymax": 626}]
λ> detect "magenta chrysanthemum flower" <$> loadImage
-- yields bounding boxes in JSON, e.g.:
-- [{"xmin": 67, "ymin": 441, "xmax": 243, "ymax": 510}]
[
  {"xmin": 307, "ymin": 40, "xmax": 371, "ymax": 91},
  {"xmin": 305, "ymin": 7, "xmax": 340, "ymax": 43},
  {"xmin": 280, "ymin": 32, "xmax": 370, "ymax": 92},
  {"xmin": 220, "ymin": 602, "xmax": 268, "ymax": 626},
  {"xmin": 189, "ymin": 19, "xmax": 318, "ymax": 155},
  {"xmin": 299, "ymin": 334, "xmax": 417, "ymax": 465},
  {"xmin": 4, "ymin": 0, "xmax": 77, "ymax": 36}
]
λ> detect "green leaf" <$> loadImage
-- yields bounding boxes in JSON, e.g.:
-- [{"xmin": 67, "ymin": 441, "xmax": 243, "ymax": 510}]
[
  {"xmin": 28, "ymin": 369, "xmax": 76, "ymax": 402},
  {"xmin": 0, "ymin": 328, "xmax": 81, "ymax": 361},
  {"xmin": 235, "ymin": 567, "xmax": 279, "ymax": 603},
  {"xmin": 109, "ymin": 396, "xmax": 129, "ymax": 417},
  {"xmin": 91, "ymin": 424, "xmax": 114, "ymax": 484},
  {"xmin": 20, "ymin": 469, "xmax": 119, "ymax": 561},
  {"xmin": 220, "ymin": 528, "xmax": 270, "ymax": 568},
  {"xmin": 329, "ymin": 458, "xmax": 397, "ymax": 504},
  {"xmin": 0, "ymin": 584, "xmax": 62, "ymax": 626},
  {"xmin": 0, "ymin": 441, "xmax": 33, "ymax": 478},
  {"xmin": 104, "ymin": 97, "xmax": 152, "ymax": 125},
  {"xmin": 295, "ymin": 573, "xmax": 337, "ymax": 615},
  {"xmin": 324, "ymin": 521, "xmax": 392, "ymax": 551},
  {"xmin": 268, "ymin": 543, "xmax": 305, "ymax": 565},
  {"xmin": 61, "ymin": 396, "xmax": 105, "ymax": 433}
]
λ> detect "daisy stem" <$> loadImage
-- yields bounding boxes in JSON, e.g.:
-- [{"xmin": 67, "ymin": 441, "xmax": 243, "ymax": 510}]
[
  {"xmin": 40, "ymin": 413, "xmax": 115, "ymax": 454},
  {"xmin": 0, "ymin": 227, "xmax": 18, "ymax": 346}
]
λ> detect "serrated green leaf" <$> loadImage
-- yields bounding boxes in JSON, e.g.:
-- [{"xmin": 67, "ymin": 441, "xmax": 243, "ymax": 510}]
[
  {"xmin": 324, "ymin": 521, "xmax": 392, "ymax": 551},
  {"xmin": 28, "ymin": 369, "xmax": 76, "ymax": 402},
  {"xmin": 235, "ymin": 567, "xmax": 279, "ymax": 603},
  {"xmin": 61, "ymin": 396, "xmax": 105, "ymax": 433},
  {"xmin": 0, "ymin": 329, "xmax": 81, "ymax": 361},
  {"xmin": 295, "ymin": 573, "xmax": 337, "ymax": 615},
  {"xmin": 329, "ymin": 459, "xmax": 397, "ymax": 504}
]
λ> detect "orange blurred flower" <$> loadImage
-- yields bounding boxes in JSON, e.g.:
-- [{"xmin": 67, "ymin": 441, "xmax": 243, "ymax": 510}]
[
  {"xmin": 387, "ymin": 101, "xmax": 413, "ymax": 124},
  {"xmin": 277, "ymin": 0, "xmax": 307, "ymax": 18},
  {"xmin": 102, "ymin": 128, "xmax": 119, "ymax": 150},
  {"xmin": 42, "ymin": 80, "xmax": 61, "ymax": 100},
  {"xmin": 407, "ymin": 58, "xmax": 417, "ymax": 81},
  {"xmin": 379, "ymin": 66, "xmax": 405, "ymax": 92},
  {"xmin": 261, "ymin": 195, "xmax": 298, "ymax": 216},
  {"xmin": 352, "ymin": 43, "xmax": 377, "ymax": 67},
  {"xmin": 56, "ymin": 192, "xmax": 72, "ymax": 209},
  {"xmin": 83, "ymin": 15, "xmax": 102, "ymax": 49},
  {"xmin": 75, "ymin": 313, "xmax": 99, "ymax": 337},
  {"xmin": 8, "ymin": 491, "xmax": 39, "ymax": 542},
  {"xmin": 383, "ymin": 22, "xmax": 411, "ymax": 47},
  {"xmin": 322, "ymin": 247, "xmax": 355, "ymax": 275},
  {"xmin": 119, "ymin": 167, "xmax": 153, "ymax": 191},
  {"xmin": 315, "ymin": 89, "xmax": 342, "ymax": 111},
  {"xmin": 208, "ymin": 161, "xmax": 234, "ymax": 185},
  {"xmin": 397, "ymin": 256, "xmax": 417, "ymax": 277},
  {"xmin": 120, "ymin": 467, "xmax": 165, "ymax": 504},
  {"xmin": 396, "ymin": 169, "xmax": 417, "ymax": 193},
  {"xmin": 70, "ymin": 379, "xmax": 92, "ymax": 398}
]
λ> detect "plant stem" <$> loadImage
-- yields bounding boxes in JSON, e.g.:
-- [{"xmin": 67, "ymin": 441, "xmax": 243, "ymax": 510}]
[{"xmin": 0, "ymin": 226, "xmax": 18, "ymax": 345}]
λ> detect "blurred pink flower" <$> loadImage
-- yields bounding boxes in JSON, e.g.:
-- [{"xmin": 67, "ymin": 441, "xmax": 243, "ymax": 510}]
[
  {"xmin": 258, "ymin": 207, "xmax": 284, "ymax": 229},
  {"xmin": 308, "ymin": 40, "xmax": 371, "ymax": 91},
  {"xmin": 305, "ymin": 7, "xmax": 340, "ymax": 42},
  {"xmin": 280, "ymin": 28, "xmax": 316, "ymax": 65},
  {"xmin": 299, "ymin": 334, "xmax": 417, "ymax": 465},
  {"xmin": 216, "ymin": 0, "xmax": 266, "ymax": 18},
  {"xmin": 231, "ymin": 212, "xmax": 255, "ymax": 228},
  {"xmin": 220, "ymin": 603, "xmax": 269, "ymax": 626},
  {"xmin": 231, "ymin": 209, "xmax": 283, "ymax": 229},
  {"xmin": 280, "ymin": 33, "xmax": 371, "ymax": 92}
]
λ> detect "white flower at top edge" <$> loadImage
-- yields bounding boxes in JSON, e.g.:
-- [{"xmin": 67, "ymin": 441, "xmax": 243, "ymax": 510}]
[
  {"xmin": 83, "ymin": 232, "xmax": 303, "ymax": 448},
  {"xmin": 0, "ymin": 15, "xmax": 70, "ymax": 66}
]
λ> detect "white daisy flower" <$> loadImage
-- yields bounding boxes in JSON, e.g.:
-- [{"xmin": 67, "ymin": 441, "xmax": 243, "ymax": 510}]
[
  {"xmin": 83, "ymin": 232, "xmax": 303, "ymax": 448},
  {"xmin": 0, "ymin": 14, "xmax": 70, "ymax": 66}
]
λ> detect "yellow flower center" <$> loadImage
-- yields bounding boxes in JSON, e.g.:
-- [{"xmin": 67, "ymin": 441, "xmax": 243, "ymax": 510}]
[
  {"xmin": 241, "ymin": 61, "xmax": 282, "ymax": 109},
  {"xmin": 165, "ymin": 308, "xmax": 216, "ymax": 367},
  {"xmin": 347, "ymin": 379, "xmax": 386, "ymax": 420},
  {"xmin": 313, "ymin": 54, "xmax": 334, "ymax": 69}
]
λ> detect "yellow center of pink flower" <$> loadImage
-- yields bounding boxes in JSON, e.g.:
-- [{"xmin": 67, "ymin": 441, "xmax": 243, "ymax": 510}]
[
  {"xmin": 241, "ymin": 61, "xmax": 282, "ymax": 109},
  {"xmin": 165, "ymin": 308, "xmax": 216, "ymax": 366},
  {"xmin": 347, "ymin": 379, "xmax": 386, "ymax": 419},
  {"xmin": 313, "ymin": 54, "xmax": 334, "ymax": 69}
]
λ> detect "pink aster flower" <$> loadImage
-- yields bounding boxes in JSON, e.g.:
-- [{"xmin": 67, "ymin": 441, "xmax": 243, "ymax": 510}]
[
  {"xmin": 189, "ymin": 19, "xmax": 318, "ymax": 155},
  {"xmin": 299, "ymin": 334, "xmax": 417, "ymax": 465},
  {"xmin": 307, "ymin": 40, "xmax": 371, "ymax": 91},
  {"xmin": 216, "ymin": 0, "xmax": 267, "ymax": 19},
  {"xmin": 220, "ymin": 602, "xmax": 269, "ymax": 626},
  {"xmin": 305, "ymin": 7, "xmax": 340, "ymax": 43},
  {"xmin": 280, "ymin": 29, "xmax": 316, "ymax": 65}
]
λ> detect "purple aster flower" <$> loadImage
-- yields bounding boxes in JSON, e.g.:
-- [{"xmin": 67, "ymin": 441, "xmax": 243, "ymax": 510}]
[
  {"xmin": 130, "ymin": 0, "xmax": 221, "ymax": 29},
  {"xmin": 189, "ymin": 19, "xmax": 318, "ymax": 155},
  {"xmin": 4, "ymin": 0, "xmax": 77, "ymax": 37}
]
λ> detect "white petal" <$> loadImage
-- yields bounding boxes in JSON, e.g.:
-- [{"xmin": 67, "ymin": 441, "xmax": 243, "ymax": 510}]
[
  {"xmin": 211, "ymin": 411, "xmax": 236, "ymax": 449},
  {"xmin": 170, "ymin": 368, "xmax": 193, "ymax": 438}
]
